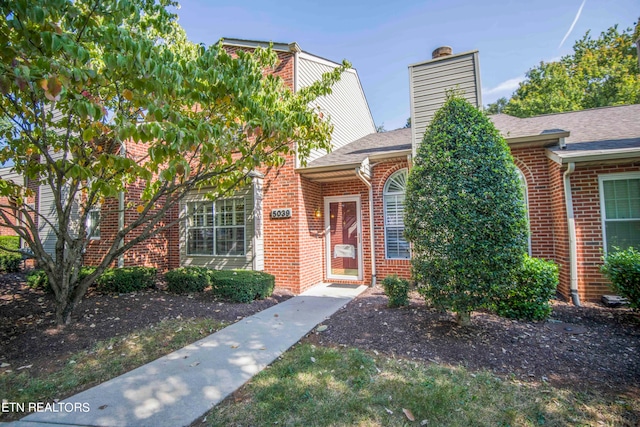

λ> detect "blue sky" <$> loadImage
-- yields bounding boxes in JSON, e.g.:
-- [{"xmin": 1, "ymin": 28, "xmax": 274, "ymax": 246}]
[{"xmin": 175, "ymin": 0, "xmax": 637, "ymax": 130}]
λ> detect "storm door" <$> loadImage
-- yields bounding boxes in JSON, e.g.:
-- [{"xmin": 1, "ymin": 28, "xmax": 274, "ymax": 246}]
[{"xmin": 325, "ymin": 196, "xmax": 362, "ymax": 280}]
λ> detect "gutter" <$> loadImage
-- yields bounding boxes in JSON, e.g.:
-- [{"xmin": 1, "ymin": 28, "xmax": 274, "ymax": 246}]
[
  {"xmin": 355, "ymin": 163, "xmax": 376, "ymax": 287},
  {"xmin": 563, "ymin": 162, "xmax": 580, "ymax": 306}
]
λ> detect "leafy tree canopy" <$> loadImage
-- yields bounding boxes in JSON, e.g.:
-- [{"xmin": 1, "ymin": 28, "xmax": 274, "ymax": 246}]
[
  {"xmin": 486, "ymin": 21, "xmax": 640, "ymax": 117},
  {"xmin": 0, "ymin": 0, "xmax": 347, "ymax": 324},
  {"xmin": 405, "ymin": 95, "xmax": 528, "ymax": 325}
]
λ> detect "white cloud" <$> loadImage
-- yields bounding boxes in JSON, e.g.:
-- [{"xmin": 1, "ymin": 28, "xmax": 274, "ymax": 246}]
[{"xmin": 483, "ymin": 76, "xmax": 524, "ymax": 99}]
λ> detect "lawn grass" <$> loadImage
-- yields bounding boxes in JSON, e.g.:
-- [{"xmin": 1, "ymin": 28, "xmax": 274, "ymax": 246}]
[
  {"xmin": 0, "ymin": 317, "xmax": 224, "ymax": 421},
  {"xmin": 209, "ymin": 343, "xmax": 636, "ymax": 426}
]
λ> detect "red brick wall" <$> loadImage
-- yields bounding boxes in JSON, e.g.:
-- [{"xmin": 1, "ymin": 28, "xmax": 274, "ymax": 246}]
[
  {"xmin": 372, "ymin": 159, "xmax": 412, "ymax": 282},
  {"xmin": 511, "ymin": 149, "xmax": 556, "ymax": 260},
  {"xmin": 0, "ymin": 197, "xmax": 18, "ymax": 236},
  {"xmin": 569, "ymin": 163, "xmax": 640, "ymax": 301},
  {"xmin": 317, "ymin": 159, "xmax": 413, "ymax": 287},
  {"xmin": 514, "ymin": 145, "xmax": 640, "ymax": 301}
]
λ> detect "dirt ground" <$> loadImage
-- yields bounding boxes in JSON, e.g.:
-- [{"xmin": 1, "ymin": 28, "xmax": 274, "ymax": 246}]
[{"xmin": 1, "ymin": 272, "xmax": 639, "ymax": 404}]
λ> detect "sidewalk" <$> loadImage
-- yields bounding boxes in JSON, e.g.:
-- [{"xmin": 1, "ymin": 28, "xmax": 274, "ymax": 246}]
[{"xmin": 8, "ymin": 283, "xmax": 367, "ymax": 427}]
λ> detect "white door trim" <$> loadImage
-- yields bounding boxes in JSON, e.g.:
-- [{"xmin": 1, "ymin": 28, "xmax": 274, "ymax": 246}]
[{"xmin": 324, "ymin": 195, "xmax": 363, "ymax": 281}]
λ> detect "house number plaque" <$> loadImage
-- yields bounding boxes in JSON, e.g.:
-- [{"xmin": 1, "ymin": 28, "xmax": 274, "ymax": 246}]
[{"xmin": 271, "ymin": 208, "xmax": 292, "ymax": 219}]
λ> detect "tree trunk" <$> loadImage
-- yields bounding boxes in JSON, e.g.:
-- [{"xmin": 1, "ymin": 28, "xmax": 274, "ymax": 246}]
[{"xmin": 456, "ymin": 311, "xmax": 471, "ymax": 326}]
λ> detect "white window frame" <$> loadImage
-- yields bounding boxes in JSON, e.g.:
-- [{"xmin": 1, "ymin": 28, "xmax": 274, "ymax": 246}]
[
  {"xmin": 186, "ymin": 197, "xmax": 246, "ymax": 257},
  {"xmin": 598, "ymin": 171, "xmax": 640, "ymax": 254},
  {"xmin": 383, "ymin": 169, "xmax": 410, "ymax": 260},
  {"xmin": 87, "ymin": 208, "xmax": 101, "ymax": 240},
  {"xmin": 516, "ymin": 169, "xmax": 532, "ymax": 256}
]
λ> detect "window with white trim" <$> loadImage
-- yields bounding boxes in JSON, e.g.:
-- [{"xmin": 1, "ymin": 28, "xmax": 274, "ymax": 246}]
[
  {"xmin": 599, "ymin": 173, "xmax": 640, "ymax": 253},
  {"xmin": 384, "ymin": 169, "xmax": 410, "ymax": 259},
  {"xmin": 87, "ymin": 208, "xmax": 100, "ymax": 239},
  {"xmin": 516, "ymin": 169, "xmax": 531, "ymax": 255},
  {"xmin": 186, "ymin": 198, "xmax": 246, "ymax": 256}
]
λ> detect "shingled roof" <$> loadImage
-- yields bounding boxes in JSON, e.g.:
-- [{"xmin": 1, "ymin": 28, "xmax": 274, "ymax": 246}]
[
  {"xmin": 490, "ymin": 104, "xmax": 640, "ymax": 162},
  {"xmin": 301, "ymin": 103, "xmax": 640, "ymax": 173},
  {"xmin": 306, "ymin": 127, "xmax": 411, "ymax": 169}
]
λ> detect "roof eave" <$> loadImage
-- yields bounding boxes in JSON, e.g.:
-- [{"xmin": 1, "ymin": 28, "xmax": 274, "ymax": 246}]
[
  {"xmin": 369, "ymin": 149, "xmax": 412, "ymax": 161},
  {"xmin": 505, "ymin": 131, "xmax": 570, "ymax": 149},
  {"xmin": 546, "ymin": 148, "xmax": 640, "ymax": 165}
]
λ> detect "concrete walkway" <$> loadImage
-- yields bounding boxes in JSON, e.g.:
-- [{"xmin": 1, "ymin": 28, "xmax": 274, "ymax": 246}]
[{"xmin": 8, "ymin": 283, "xmax": 366, "ymax": 427}]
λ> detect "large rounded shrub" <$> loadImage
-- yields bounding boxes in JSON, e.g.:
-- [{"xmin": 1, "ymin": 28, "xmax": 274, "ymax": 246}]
[{"xmin": 405, "ymin": 95, "xmax": 528, "ymax": 325}]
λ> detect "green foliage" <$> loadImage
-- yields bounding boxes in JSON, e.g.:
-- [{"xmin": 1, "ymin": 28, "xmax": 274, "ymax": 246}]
[
  {"xmin": 27, "ymin": 267, "xmax": 95, "ymax": 293},
  {"xmin": 95, "ymin": 267, "xmax": 156, "ymax": 294},
  {"xmin": 502, "ymin": 22, "xmax": 640, "ymax": 117},
  {"xmin": 405, "ymin": 96, "xmax": 528, "ymax": 320},
  {"xmin": 0, "ymin": 236, "xmax": 21, "ymax": 272},
  {"xmin": 210, "ymin": 270, "xmax": 275, "ymax": 303},
  {"xmin": 381, "ymin": 275, "xmax": 410, "ymax": 307},
  {"xmin": 26, "ymin": 269, "xmax": 49, "ymax": 291},
  {"xmin": 0, "ymin": 0, "xmax": 347, "ymax": 324},
  {"xmin": 485, "ymin": 97, "xmax": 508, "ymax": 115},
  {"xmin": 493, "ymin": 256, "xmax": 559, "ymax": 321},
  {"xmin": 601, "ymin": 247, "xmax": 640, "ymax": 308},
  {"xmin": 165, "ymin": 267, "xmax": 211, "ymax": 294}
]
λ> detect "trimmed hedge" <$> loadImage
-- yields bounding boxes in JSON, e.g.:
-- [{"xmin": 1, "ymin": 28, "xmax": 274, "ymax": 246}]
[
  {"xmin": 165, "ymin": 267, "xmax": 211, "ymax": 294},
  {"xmin": 27, "ymin": 267, "xmax": 156, "ymax": 294},
  {"xmin": 210, "ymin": 270, "xmax": 275, "ymax": 303},
  {"xmin": 381, "ymin": 274, "xmax": 410, "ymax": 308},
  {"xmin": 601, "ymin": 247, "xmax": 640, "ymax": 309},
  {"xmin": 493, "ymin": 256, "xmax": 559, "ymax": 321},
  {"xmin": 0, "ymin": 236, "xmax": 21, "ymax": 272},
  {"xmin": 96, "ymin": 267, "xmax": 156, "ymax": 293}
]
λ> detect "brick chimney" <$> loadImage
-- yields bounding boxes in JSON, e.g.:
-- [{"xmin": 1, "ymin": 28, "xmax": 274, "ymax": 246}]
[
  {"xmin": 431, "ymin": 46, "xmax": 453, "ymax": 59},
  {"xmin": 408, "ymin": 46, "xmax": 482, "ymax": 153}
]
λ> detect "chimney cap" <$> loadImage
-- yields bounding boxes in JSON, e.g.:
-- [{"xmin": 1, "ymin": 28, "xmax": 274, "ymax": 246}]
[{"xmin": 432, "ymin": 46, "xmax": 453, "ymax": 59}]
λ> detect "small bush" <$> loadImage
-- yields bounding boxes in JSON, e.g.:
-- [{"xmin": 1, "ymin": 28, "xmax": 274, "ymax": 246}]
[
  {"xmin": 210, "ymin": 270, "xmax": 275, "ymax": 303},
  {"xmin": 493, "ymin": 256, "xmax": 558, "ymax": 321},
  {"xmin": 601, "ymin": 247, "xmax": 640, "ymax": 309},
  {"xmin": 0, "ymin": 236, "xmax": 21, "ymax": 272},
  {"xmin": 26, "ymin": 267, "xmax": 96, "ymax": 293},
  {"xmin": 165, "ymin": 267, "xmax": 211, "ymax": 294},
  {"xmin": 96, "ymin": 267, "xmax": 156, "ymax": 293},
  {"xmin": 26, "ymin": 269, "xmax": 49, "ymax": 291},
  {"xmin": 381, "ymin": 275, "xmax": 410, "ymax": 307}
]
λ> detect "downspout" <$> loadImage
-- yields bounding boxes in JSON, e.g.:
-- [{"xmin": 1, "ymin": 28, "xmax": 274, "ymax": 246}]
[
  {"xmin": 563, "ymin": 162, "xmax": 580, "ymax": 306},
  {"xmin": 355, "ymin": 166, "xmax": 376, "ymax": 287},
  {"xmin": 117, "ymin": 142, "xmax": 126, "ymax": 268}
]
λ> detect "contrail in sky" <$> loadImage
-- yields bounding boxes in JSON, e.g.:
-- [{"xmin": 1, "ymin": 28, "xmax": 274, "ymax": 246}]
[{"xmin": 559, "ymin": 0, "xmax": 586, "ymax": 48}]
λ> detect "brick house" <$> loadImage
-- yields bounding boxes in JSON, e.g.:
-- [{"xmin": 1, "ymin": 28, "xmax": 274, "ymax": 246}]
[{"xmin": 3, "ymin": 41, "xmax": 639, "ymax": 303}]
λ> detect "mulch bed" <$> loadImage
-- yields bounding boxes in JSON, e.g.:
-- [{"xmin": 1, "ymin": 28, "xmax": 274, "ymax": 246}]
[
  {"xmin": 0, "ymin": 272, "xmax": 293, "ymax": 376},
  {"xmin": 2, "ymin": 272, "xmax": 639, "ymax": 404},
  {"xmin": 305, "ymin": 287, "xmax": 640, "ymax": 400}
]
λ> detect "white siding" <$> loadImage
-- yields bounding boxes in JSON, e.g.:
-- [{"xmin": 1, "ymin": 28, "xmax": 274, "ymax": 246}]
[
  {"xmin": 38, "ymin": 183, "xmax": 58, "ymax": 256},
  {"xmin": 297, "ymin": 54, "xmax": 376, "ymax": 164},
  {"xmin": 409, "ymin": 51, "xmax": 482, "ymax": 151}
]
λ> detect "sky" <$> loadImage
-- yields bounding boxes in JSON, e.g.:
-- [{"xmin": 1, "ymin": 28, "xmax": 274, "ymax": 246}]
[{"xmin": 174, "ymin": 0, "xmax": 638, "ymax": 130}]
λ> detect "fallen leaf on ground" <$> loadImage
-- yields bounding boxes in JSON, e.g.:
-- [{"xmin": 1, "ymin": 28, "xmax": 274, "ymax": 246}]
[{"xmin": 403, "ymin": 408, "xmax": 415, "ymax": 421}]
